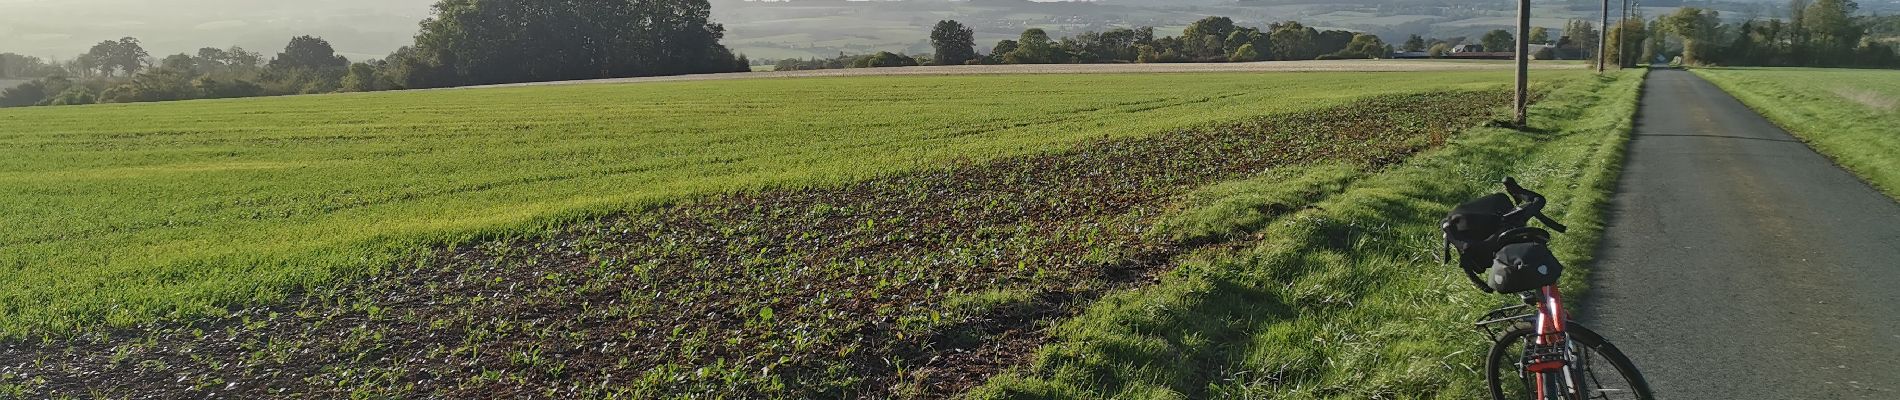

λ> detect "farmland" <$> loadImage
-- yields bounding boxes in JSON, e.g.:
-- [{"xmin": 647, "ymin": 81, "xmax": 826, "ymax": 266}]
[
  {"xmin": 0, "ymin": 70, "xmax": 1570, "ymax": 339},
  {"xmin": 0, "ymin": 68, "xmax": 1626, "ymax": 398},
  {"xmin": 1694, "ymin": 68, "xmax": 1900, "ymax": 200}
]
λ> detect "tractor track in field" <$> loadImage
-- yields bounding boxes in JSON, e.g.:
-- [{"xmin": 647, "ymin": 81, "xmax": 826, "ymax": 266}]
[{"xmin": 2, "ymin": 90, "xmax": 1521, "ymax": 399}]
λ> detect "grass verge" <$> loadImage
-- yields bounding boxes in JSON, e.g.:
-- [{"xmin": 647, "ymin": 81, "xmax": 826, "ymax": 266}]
[
  {"xmin": 1692, "ymin": 67, "xmax": 1900, "ymax": 200},
  {"xmin": 968, "ymin": 69, "xmax": 1645, "ymax": 399}
]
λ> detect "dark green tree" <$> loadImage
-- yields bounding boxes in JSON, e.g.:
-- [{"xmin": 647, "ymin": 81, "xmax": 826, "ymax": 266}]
[
  {"xmin": 853, "ymin": 52, "xmax": 919, "ymax": 68},
  {"xmin": 85, "ymin": 38, "xmax": 148, "ymax": 77},
  {"xmin": 988, "ymin": 40, "xmax": 1020, "ymax": 64},
  {"xmin": 341, "ymin": 62, "xmax": 388, "ymax": 92},
  {"xmin": 399, "ymin": 0, "xmax": 744, "ymax": 87},
  {"xmin": 930, "ymin": 20, "xmax": 978, "ymax": 65},
  {"xmin": 1663, "ymin": 8, "xmax": 1721, "ymax": 65},
  {"xmin": 161, "ymin": 54, "xmax": 197, "ymax": 72},
  {"xmin": 1229, "ymin": 43, "xmax": 1261, "ymax": 62},
  {"xmin": 1564, "ymin": 20, "xmax": 1601, "ymax": 59},
  {"xmin": 1225, "ymin": 28, "xmax": 1269, "ymax": 61},
  {"xmin": 1003, "ymin": 29, "xmax": 1062, "ymax": 64},
  {"xmin": 1184, "ymin": 16, "xmax": 1238, "ymax": 43},
  {"xmin": 0, "ymin": 78, "xmax": 55, "ymax": 107},
  {"xmin": 1184, "ymin": 16, "xmax": 1239, "ymax": 60},
  {"xmin": 1316, "ymin": 30, "xmax": 1357, "ymax": 55},
  {"xmin": 1403, "ymin": 34, "xmax": 1428, "ymax": 52},
  {"xmin": 269, "ymin": 36, "xmax": 349, "ymax": 71},
  {"xmin": 1481, "ymin": 30, "xmax": 1516, "ymax": 53},
  {"xmin": 1268, "ymin": 21, "xmax": 1319, "ymax": 60},
  {"xmin": 47, "ymin": 85, "xmax": 97, "ymax": 106},
  {"xmin": 1334, "ymin": 34, "xmax": 1392, "ymax": 59},
  {"xmin": 1606, "ymin": 19, "xmax": 1650, "ymax": 67},
  {"xmin": 1529, "ymin": 27, "xmax": 1551, "ymax": 45},
  {"xmin": 1802, "ymin": 0, "xmax": 1862, "ymax": 65},
  {"xmin": 99, "ymin": 68, "xmax": 199, "ymax": 103}
]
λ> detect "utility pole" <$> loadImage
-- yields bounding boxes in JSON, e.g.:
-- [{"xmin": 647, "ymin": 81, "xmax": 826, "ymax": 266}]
[
  {"xmin": 1599, "ymin": 0, "xmax": 1611, "ymax": 73},
  {"xmin": 1620, "ymin": 0, "xmax": 1630, "ymax": 68},
  {"xmin": 1516, "ymin": 0, "xmax": 1531, "ymax": 126}
]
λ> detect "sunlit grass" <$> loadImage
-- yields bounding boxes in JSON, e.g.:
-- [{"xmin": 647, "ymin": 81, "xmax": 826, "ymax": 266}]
[{"xmin": 1695, "ymin": 67, "xmax": 1900, "ymax": 199}]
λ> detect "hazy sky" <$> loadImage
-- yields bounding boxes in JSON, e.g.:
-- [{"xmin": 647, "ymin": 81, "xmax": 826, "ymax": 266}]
[{"xmin": 0, "ymin": 0, "xmax": 440, "ymax": 61}]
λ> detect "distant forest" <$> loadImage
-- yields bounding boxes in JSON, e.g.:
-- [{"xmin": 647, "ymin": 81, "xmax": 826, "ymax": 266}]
[
  {"xmin": 1609, "ymin": 0, "xmax": 1899, "ymax": 68},
  {"xmin": 5, "ymin": 0, "xmax": 1899, "ymax": 108},
  {"xmin": 775, "ymin": 18, "xmax": 1399, "ymax": 71},
  {"xmin": 767, "ymin": 16, "xmax": 1611, "ymax": 72}
]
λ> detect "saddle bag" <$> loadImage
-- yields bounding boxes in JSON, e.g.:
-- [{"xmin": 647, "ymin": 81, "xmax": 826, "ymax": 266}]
[{"xmin": 1488, "ymin": 242, "xmax": 1564, "ymax": 293}]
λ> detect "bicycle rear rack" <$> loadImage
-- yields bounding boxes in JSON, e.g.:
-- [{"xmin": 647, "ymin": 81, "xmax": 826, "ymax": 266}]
[
  {"xmin": 1519, "ymin": 339, "xmax": 1570, "ymax": 373},
  {"xmin": 1474, "ymin": 303, "xmax": 1536, "ymax": 339}
]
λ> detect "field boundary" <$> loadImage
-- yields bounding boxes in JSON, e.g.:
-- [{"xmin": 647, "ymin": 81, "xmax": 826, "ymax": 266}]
[{"xmin": 457, "ymin": 60, "xmax": 1587, "ymax": 89}]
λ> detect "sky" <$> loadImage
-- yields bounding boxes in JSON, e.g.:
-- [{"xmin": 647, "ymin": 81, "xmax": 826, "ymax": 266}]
[{"xmin": 0, "ymin": 0, "xmax": 440, "ymax": 62}]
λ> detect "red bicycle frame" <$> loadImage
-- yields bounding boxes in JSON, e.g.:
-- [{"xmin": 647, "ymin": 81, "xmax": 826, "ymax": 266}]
[{"xmin": 1528, "ymin": 285, "xmax": 1578, "ymax": 400}]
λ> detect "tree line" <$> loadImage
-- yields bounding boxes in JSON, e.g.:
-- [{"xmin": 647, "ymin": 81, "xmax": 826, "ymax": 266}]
[
  {"xmin": 776, "ymin": 17, "xmax": 1395, "ymax": 71},
  {"xmin": 1646, "ymin": 0, "xmax": 1898, "ymax": 68},
  {"xmin": 2, "ymin": 0, "xmax": 747, "ymax": 108}
]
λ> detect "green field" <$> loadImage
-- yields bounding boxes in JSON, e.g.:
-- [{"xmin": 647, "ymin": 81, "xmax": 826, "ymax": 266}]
[
  {"xmin": 0, "ymin": 71, "xmax": 1579, "ymax": 339},
  {"xmin": 1694, "ymin": 68, "xmax": 1900, "ymax": 200},
  {"xmin": 0, "ymin": 67, "xmax": 1646, "ymax": 398}
]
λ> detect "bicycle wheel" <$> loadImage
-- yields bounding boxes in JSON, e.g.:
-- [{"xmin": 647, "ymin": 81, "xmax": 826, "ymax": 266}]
[{"xmin": 1486, "ymin": 323, "xmax": 1654, "ymax": 400}]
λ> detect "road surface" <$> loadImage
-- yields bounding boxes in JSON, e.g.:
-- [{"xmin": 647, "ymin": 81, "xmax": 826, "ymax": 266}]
[{"xmin": 1581, "ymin": 69, "xmax": 1900, "ymax": 398}]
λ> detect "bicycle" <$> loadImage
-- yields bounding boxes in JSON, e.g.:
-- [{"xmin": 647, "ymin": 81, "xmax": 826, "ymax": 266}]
[{"xmin": 1441, "ymin": 178, "xmax": 1654, "ymax": 400}]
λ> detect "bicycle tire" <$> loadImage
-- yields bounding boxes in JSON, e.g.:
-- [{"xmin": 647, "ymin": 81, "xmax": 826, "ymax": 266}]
[{"xmin": 1486, "ymin": 323, "xmax": 1654, "ymax": 400}]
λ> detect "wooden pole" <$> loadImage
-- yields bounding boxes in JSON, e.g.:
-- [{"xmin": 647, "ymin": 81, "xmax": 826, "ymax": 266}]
[
  {"xmin": 1619, "ymin": 0, "xmax": 1630, "ymax": 68},
  {"xmin": 1516, "ymin": 0, "xmax": 1531, "ymax": 127},
  {"xmin": 1599, "ymin": 0, "xmax": 1610, "ymax": 73}
]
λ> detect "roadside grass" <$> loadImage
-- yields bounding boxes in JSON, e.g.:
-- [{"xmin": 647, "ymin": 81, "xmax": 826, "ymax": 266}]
[
  {"xmin": 968, "ymin": 69, "xmax": 1644, "ymax": 399},
  {"xmin": 0, "ymin": 71, "xmax": 1583, "ymax": 338},
  {"xmin": 1693, "ymin": 67, "xmax": 1900, "ymax": 200}
]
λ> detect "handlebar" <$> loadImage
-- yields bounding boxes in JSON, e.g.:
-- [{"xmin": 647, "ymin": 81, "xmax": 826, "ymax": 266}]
[{"xmin": 1499, "ymin": 177, "xmax": 1568, "ymax": 233}]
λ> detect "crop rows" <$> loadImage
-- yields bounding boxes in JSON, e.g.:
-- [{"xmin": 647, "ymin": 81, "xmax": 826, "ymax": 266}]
[{"xmin": 1, "ymin": 90, "xmax": 1515, "ymax": 399}]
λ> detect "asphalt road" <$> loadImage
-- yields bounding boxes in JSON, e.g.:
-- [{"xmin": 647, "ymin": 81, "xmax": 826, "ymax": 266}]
[{"xmin": 1580, "ymin": 69, "xmax": 1900, "ymax": 398}]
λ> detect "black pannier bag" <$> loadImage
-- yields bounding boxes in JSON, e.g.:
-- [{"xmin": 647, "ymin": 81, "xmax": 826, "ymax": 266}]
[
  {"xmin": 1488, "ymin": 242, "xmax": 1565, "ymax": 293},
  {"xmin": 1442, "ymin": 193, "xmax": 1515, "ymax": 274}
]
